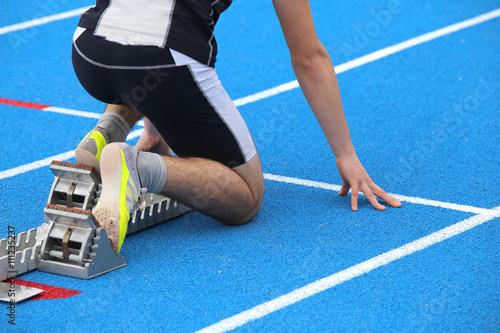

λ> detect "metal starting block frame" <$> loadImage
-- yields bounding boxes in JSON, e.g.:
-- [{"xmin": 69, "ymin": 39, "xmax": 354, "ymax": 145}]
[{"xmin": 0, "ymin": 161, "xmax": 190, "ymax": 280}]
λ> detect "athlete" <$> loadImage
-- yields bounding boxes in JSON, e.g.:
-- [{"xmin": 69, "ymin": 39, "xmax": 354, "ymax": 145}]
[{"xmin": 72, "ymin": 0, "xmax": 402, "ymax": 253}]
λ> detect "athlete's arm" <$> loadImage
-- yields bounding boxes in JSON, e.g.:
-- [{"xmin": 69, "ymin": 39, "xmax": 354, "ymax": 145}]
[{"xmin": 272, "ymin": 0, "xmax": 401, "ymax": 211}]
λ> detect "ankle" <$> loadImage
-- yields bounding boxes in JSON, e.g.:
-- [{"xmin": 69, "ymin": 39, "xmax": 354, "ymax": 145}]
[
  {"xmin": 136, "ymin": 151, "xmax": 167, "ymax": 193},
  {"xmin": 96, "ymin": 111, "xmax": 130, "ymax": 142}
]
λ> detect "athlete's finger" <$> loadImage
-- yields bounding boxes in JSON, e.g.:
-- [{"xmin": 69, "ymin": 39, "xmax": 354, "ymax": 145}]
[
  {"xmin": 351, "ymin": 184, "xmax": 359, "ymax": 211},
  {"xmin": 338, "ymin": 180, "xmax": 350, "ymax": 196},
  {"xmin": 362, "ymin": 184, "xmax": 386, "ymax": 211},
  {"xmin": 371, "ymin": 183, "xmax": 402, "ymax": 208}
]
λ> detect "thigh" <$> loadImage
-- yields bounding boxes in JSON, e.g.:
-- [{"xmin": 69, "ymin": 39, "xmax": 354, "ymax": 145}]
[
  {"xmin": 136, "ymin": 56, "xmax": 257, "ymax": 168},
  {"xmin": 72, "ymin": 30, "xmax": 120, "ymax": 104},
  {"xmin": 72, "ymin": 28, "xmax": 178, "ymax": 105},
  {"xmin": 72, "ymin": 27, "xmax": 257, "ymax": 168}
]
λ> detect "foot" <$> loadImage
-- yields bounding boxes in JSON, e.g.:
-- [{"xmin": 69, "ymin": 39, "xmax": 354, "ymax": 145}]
[
  {"xmin": 135, "ymin": 117, "xmax": 174, "ymax": 156},
  {"xmin": 75, "ymin": 128, "xmax": 109, "ymax": 173},
  {"xmin": 92, "ymin": 143, "xmax": 146, "ymax": 253}
]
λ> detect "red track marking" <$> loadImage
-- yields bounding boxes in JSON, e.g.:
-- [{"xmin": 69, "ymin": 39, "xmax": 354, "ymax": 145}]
[
  {"xmin": 2, "ymin": 99, "xmax": 84, "ymax": 302},
  {"xmin": 15, "ymin": 280, "xmax": 82, "ymax": 301},
  {"xmin": 0, "ymin": 98, "xmax": 49, "ymax": 110}
]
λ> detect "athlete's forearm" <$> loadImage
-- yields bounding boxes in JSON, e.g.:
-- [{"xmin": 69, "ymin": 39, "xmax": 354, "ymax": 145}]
[
  {"xmin": 273, "ymin": 0, "xmax": 356, "ymax": 159},
  {"xmin": 273, "ymin": 0, "xmax": 402, "ymax": 211},
  {"xmin": 291, "ymin": 46, "xmax": 356, "ymax": 159}
]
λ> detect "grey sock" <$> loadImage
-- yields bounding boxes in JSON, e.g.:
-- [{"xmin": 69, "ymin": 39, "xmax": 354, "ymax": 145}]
[
  {"xmin": 137, "ymin": 151, "xmax": 167, "ymax": 193},
  {"xmin": 96, "ymin": 111, "xmax": 130, "ymax": 143}
]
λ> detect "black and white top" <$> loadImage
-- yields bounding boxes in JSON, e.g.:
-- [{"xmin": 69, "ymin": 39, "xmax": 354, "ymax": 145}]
[{"xmin": 78, "ymin": 0, "xmax": 232, "ymax": 67}]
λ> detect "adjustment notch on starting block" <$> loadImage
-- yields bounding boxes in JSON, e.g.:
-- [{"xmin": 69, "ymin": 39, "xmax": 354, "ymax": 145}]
[
  {"xmin": 37, "ymin": 205, "xmax": 126, "ymax": 279},
  {"xmin": 47, "ymin": 161, "xmax": 100, "ymax": 211},
  {"xmin": 0, "ymin": 160, "xmax": 191, "ymax": 282}
]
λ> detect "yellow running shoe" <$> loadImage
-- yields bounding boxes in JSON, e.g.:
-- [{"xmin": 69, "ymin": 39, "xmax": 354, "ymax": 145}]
[
  {"xmin": 92, "ymin": 143, "xmax": 146, "ymax": 253},
  {"xmin": 75, "ymin": 129, "xmax": 108, "ymax": 173}
]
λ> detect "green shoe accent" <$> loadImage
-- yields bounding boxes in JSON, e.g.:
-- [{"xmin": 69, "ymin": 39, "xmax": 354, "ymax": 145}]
[{"xmin": 75, "ymin": 130, "xmax": 108, "ymax": 173}]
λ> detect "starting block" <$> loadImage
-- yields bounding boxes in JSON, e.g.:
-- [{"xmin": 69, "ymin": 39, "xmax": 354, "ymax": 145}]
[{"xmin": 0, "ymin": 161, "xmax": 190, "ymax": 281}]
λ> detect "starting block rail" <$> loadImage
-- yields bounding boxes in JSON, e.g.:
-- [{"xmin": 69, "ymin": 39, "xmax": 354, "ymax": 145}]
[
  {"xmin": 0, "ymin": 161, "xmax": 190, "ymax": 281},
  {"xmin": 0, "ymin": 228, "xmax": 41, "ymax": 282}
]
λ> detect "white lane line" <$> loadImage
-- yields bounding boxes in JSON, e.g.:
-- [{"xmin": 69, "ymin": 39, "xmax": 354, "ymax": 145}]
[
  {"xmin": 0, "ymin": 150, "xmax": 496, "ymax": 218},
  {"xmin": 0, "ymin": 6, "xmax": 91, "ymax": 36},
  {"xmin": 195, "ymin": 206, "xmax": 500, "ymax": 333},
  {"xmin": 2, "ymin": 102, "xmax": 145, "ymax": 124},
  {"xmin": 263, "ymin": 173, "xmax": 500, "ymax": 216},
  {"xmin": 43, "ymin": 106, "xmax": 100, "ymax": 119},
  {"xmin": 0, "ymin": 151, "xmax": 76, "ymax": 181},
  {"xmin": 0, "ymin": 8, "xmax": 497, "ymax": 214},
  {"xmin": 234, "ymin": 81, "xmax": 299, "ymax": 107},
  {"xmin": 126, "ymin": 128, "xmax": 144, "ymax": 141},
  {"xmin": 0, "ymin": 129, "xmax": 143, "ymax": 181},
  {"xmin": 264, "ymin": 173, "xmax": 342, "ymax": 192},
  {"xmin": 387, "ymin": 194, "xmax": 500, "ymax": 216},
  {"xmin": 233, "ymin": 8, "xmax": 500, "ymax": 107},
  {"xmin": 3, "ymin": 8, "xmax": 498, "ymax": 126},
  {"xmin": 44, "ymin": 106, "xmax": 144, "ymax": 126},
  {"xmin": 44, "ymin": 107, "xmax": 143, "ymax": 124}
]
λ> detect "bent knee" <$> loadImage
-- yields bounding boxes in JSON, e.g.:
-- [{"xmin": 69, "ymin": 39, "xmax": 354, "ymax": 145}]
[
  {"xmin": 219, "ymin": 186, "xmax": 264, "ymax": 226},
  {"xmin": 220, "ymin": 154, "xmax": 265, "ymax": 226}
]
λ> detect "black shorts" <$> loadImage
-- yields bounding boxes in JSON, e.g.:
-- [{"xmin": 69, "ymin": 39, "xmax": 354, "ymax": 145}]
[{"xmin": 72, "ymin": 28, "xmax": 256, "ymax": 167}]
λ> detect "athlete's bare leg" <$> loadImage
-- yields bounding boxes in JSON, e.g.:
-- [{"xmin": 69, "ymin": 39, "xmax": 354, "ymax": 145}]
[
  {"xmin": 104, "ymin": 103, "xmax": 143, "ymax": 128},
  {"xmin": 107, "ymin": 103, "xmax": 265, "ymax": 225},
  {"xmin": 160, "ymin": 153, "xmax": 264, "ymax": 225}
]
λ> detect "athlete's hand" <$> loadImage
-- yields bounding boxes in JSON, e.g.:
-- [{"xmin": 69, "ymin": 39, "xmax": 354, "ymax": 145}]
[
  {"xmin": 336, "ymin": 154, "xmax": 402, "ymax": 211},
  {"xmin": 136, "ymin": 117, "xmax": 174, "ymax": 156}
]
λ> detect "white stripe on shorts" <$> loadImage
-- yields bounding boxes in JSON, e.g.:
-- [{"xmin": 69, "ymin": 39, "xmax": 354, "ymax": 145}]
[{"xmin": 171, "ymin": 49, "xmax": 257, "ymax": 164}]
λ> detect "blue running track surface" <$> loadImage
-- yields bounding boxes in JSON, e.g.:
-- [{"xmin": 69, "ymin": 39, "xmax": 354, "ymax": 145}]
[{"xmin": 0, "ymin": 0, "xmax": 498, "ymax": 332}]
